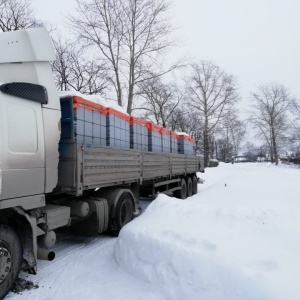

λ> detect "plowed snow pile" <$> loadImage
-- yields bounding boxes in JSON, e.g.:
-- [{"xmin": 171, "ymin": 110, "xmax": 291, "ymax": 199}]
[{"xmin": 115, "ymin": 163, "xmax": 300, "ymax": 300}]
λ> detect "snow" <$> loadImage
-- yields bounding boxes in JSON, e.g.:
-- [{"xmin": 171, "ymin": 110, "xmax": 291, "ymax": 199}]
[
  {"xmin": 58, "ymin": 91, "xmax": 128, "ymax": 114},
  {"xmin": 175, "ymin": 131, "xmax": 190, "ymax": 137},
  {"xmin": 209, "ymin": 158, "xmax": 219, "ymax": 162},
  {"xmin": 116, "ymin": 163, "xmax": 300, "ymax": 300},
  {"xmin": 7, "ymin": 163, "xmax": 300, "ymax": 300}
]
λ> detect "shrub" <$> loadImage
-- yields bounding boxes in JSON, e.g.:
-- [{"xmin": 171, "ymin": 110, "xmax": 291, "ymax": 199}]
[{"xmin": 209, "ymin": 159, "xmax": 219, "ymax": 167}]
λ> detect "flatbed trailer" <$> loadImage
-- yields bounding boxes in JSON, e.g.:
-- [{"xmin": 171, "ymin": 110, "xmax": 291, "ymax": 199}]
[{"xmin": 57, "ymin": 144, "xmax": 202, "ymax": 195}]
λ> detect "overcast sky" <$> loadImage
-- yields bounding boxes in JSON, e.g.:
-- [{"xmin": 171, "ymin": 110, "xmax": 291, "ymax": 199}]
[{"xmin": 31, "ymin": 0, "xmax": 300, "ymax": 106}]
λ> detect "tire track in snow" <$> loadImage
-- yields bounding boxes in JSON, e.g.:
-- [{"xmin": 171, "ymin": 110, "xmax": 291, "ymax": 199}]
[{"xmin": 24, "ymin": 232, "xmax": 115, "ymax": 281}]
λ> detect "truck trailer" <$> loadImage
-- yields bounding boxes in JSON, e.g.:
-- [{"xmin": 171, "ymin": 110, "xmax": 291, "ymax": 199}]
[{"xmin": 0, "ymin": 28, "xmax": 204, "ymax": 298}]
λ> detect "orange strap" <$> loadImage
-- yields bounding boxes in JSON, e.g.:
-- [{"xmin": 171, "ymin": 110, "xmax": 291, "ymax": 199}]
[
  {"xmin": 106, "ymin": 107, "xmax": 130, "ymax": 122},
  {"xmin": 146, "ymin": 122, "xmax": 162, "ymax": 133},
  {"xmin": 177, "ymin": 135, "xmax": 195, "ymax": 143},
  {"xmin": 72, "ymin": 96, "xmax": 107, "ymax": 114},
  {"xmin": 130, "ymin": 116, "xmax": 148, "ymax": 127},
  {"xmin": 160, "ymin": 127, "xmax": 171, "ymax": 135},
  {"xmin": 170, "ymin": 131, "xmax": 178, "ymax": 139}
]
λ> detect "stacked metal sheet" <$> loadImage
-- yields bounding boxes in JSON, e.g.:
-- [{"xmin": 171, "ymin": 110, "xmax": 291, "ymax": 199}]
[
  {"xmin": 130, "ymin": 117, "xmax": 148, "ymax": 151},
  {"xmin": 161, "ymin": 127, "xmax": 171, "ymax": 153},
  {"xmin": 147, "ymin": 122, "xmax": 162, "ymax": 152},
  {"xmin": 106, "ymin": 107, "xmax": 130, "ymax": 148},
  {"xmin": 60, "ymin": 96, "xmax": 107, "ymax": 146},
  {"xmin": 170, "ymin": 131, "xmax": 178, "ymax": 153},
  {"xmin": 177, "ymin": 135, "xmax": 195, "ymax": 155}
]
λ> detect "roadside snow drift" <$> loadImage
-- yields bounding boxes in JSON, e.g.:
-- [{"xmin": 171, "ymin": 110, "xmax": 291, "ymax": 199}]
[{"xmin": 115, "ymin": 163, "xmax": 300, "ymax": 300}]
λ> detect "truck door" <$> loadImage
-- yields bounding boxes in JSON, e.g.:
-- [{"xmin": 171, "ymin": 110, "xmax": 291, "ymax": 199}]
[{"xmin": 0, "ymin": 86, "xmax": 45, "ymax": 200}]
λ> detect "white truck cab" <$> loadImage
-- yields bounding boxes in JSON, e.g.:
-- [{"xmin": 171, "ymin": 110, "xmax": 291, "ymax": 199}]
[
  {"xmin": 0, "ymin": 28, "xmax": 63, "ymax": 299},
  {"xmin": 0, "ymin": 28, "xmax": 61, "ymax": 207}
]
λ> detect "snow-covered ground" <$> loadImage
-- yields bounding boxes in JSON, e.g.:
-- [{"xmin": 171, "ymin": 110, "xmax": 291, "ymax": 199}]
[{"xmin": 7, "ymin": 163, "xmax": 300, "ymax": 300}]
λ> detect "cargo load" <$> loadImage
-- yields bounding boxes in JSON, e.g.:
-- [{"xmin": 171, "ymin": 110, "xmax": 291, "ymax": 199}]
[
  {"xmin": 130, "ymin": 116, "xmax": 148, "ymax": 151},
  {"xmin": 170, "ymin": 131, "xmax": 178, "ymax": 153},
  {"xmin": 177, "ymin": 134, "xmax": 195, "ymax": 155},
  {"xmin": 160, "ymin": 127, "xmax": 171, "ymax": 153},
  {"xmin": 60, "ymin": 96, "xmax": 107, "ymax": 146},
  {"xmin": 106, "ymin": 107, "xmax": 130, "ymax": 148},
  {"xmin": 147, "ymin": 122, "xmax": 162, "ymax": 152}
]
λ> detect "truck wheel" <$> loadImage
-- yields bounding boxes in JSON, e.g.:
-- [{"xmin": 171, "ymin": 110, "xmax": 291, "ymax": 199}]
[
  {"xmin": 71, "ymin": 198, "xmax": 109, "ymax": 236},
  {"xmin": 0, "ymin": 225, "xmax": 22, "ymax": 299},
  {"xmin": 173, "ymin": 178, "xmax": 187, "ymax": 200},
  {"xmin": 192, "ymin": 175, "xmax": 198, "ymax": 195},
  {"xmin": 109, "ymin": 192, "xmax": 134, "ymax": 236},
  {"xmin": 187, "ymin": 177, "xmax": 193, "ymax": 197}
]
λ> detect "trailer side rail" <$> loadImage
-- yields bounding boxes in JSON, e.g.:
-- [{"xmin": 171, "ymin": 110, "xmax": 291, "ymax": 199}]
[{"xmin": 57, "ymin": 144, "xmax": 202, "ymax": 196}]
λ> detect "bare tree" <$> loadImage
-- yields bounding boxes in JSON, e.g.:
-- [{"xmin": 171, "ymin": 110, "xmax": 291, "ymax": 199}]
[
  {"xmin": 70, "ymin": 0, "xmax": 178, "ymax": 114},
  {"xmin": 219, "ymin": 107, "xmax": 246, "ymax": 158},
  {"xmin": 135, "ymin": 78, "xmax": 182, "ymax": 127},
  {"xmin": 249, "ymin": 83, "xmax": 293, "ymax": 165},
  {"xmin": 51, "ymin": 36, "xmax": 109, "ymax": 95},
  {"xmin": 215, "ymin": 137, "xmax": 234, "ymax": 162},
  {"xmin": 51, "ymin": 36, "xmax": 73, "ymax": 91},
  {"xmin": 215, "ymin": 110, "xmax": 246, "ymax": 162},
  {"xmin": 230, "ymin": 119, "xmax": 246, "ymax": 157},
  {"xmin": 242, "ymin": 142, "xmax": 261, "ymax": 162},
  {"xmin": 290, "ymin": 99, "xmax": 300, "ymax": 144},
  {"xmin": 186, "ymin": 61, "xmax": 239, "ymax": 167},
  {"xmin": 70, "ymin": 0, "xmax": 124, "ymax": 105},
  {"xmin": 216, "ymin": 119, "xmax": 232, "ymax": 162},
  {"xmin": 171, "ymin": 107, "xmax": 204, "ymax": 154},
  {"xmin": 0, "ymin": 0, "xmax": 41, "ymax": 32},
  {"xmin": 122, "ymin": 0, "xmax": 176, "ymax": 114}
]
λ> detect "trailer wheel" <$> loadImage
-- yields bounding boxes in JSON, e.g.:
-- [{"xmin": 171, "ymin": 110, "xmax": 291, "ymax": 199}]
[
  {"xmin": 0, "ymin": 225, "xmax": 22, "ymax": 299},
  {"xmin": 109, "ymin": 192, "xmax": 134, "ymax": 236},
  {"xmin": 173, "ymin": 178, "xmax": 187, "ymax": 200},
  {"xmin": 192, "ymin": 175, "xmax": 198, "ymax": 195},
  {"xmin": 187, "ymin": 177, "xmax": 193, "ymax": 197},
  {"xmin": 71, "ymin": 198, "xmax": 109, "ymax": 236}
]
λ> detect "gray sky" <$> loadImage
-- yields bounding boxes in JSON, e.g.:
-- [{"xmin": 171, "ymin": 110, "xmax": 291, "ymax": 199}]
[{"xmin": 32, "ymin": 0, "xmax": 300, "ymax": 105}]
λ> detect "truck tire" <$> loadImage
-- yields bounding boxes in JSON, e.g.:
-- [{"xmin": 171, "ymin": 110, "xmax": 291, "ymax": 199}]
[
  {"xmin": 71, "ymin": 198, "xmax": 109, "ymax": 236},
  {"xmin": 109, "ymin": 191, "xmax": 134, "ymax": 236},
  {"xmin": 192, "ymin": 175, "xmax": 198, "ymax": 195},
  {"xmin": 187, "ymin": 177, "xmax": 193, "ymax": 197},
  {"xmin": 0, "ymin": 225, "xmax": 22, "ymax": 299},
  {"xmin": 173, "ymin": 178, "xmax": 187, "ymax": 200}
]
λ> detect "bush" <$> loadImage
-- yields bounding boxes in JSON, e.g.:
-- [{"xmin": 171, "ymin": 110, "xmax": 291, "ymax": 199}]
[{"xmin": 209, "ymin": 159, "xmax": 219, "ymax": 167}]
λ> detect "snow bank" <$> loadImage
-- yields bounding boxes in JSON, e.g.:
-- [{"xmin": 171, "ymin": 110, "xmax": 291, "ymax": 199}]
[
  {"xmin": 58, "ymin": 91, "xmax": 128, "ymax": 114},
  {"xmin": 115, "ymin": 163, "xmax": 300, "ymax": 300}
]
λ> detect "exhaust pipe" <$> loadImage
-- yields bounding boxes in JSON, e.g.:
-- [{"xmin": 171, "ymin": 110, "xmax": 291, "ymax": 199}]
[{"xmin": 37, "ymin": 249, "xmax": 55, "ymax": 261}]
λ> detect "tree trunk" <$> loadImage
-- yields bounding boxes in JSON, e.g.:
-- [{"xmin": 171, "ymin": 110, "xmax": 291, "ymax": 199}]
[
  {"xmin": 127, "ymin": 83, "xmax": 134, "ymax": 114},
  {"xmin": 270, "ymin": 143, "xmax": 274, "ymax": 163},
  {"xmin": 204, "ymin": 131, "xmax": 209, "ymax": 167},
  {"xmin": 271, "ymin": 126, "xmax": 279, "ymax": 165},
  {"xmin": 114, "ymin": 66, "xmax": 123, "ymax": 107},
  {"xmin": 204, "ymin": 117, "xmax": 210, "ymax": 167},
  {"xmin": 210, "ymin": 136, "xmax": 215, "ymax": 159},
  {"xmin": 127, "ymin": 45, "xmax": 135, "ymax": 114}
]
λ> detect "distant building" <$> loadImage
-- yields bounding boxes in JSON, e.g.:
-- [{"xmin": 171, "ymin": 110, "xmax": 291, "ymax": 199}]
[
  {"xmin": 257, "ymin": 157, "xmax": 266, "ymax": 162},
  {"xmin": 234, "ymin": 156, "xmax": 248, "ymax": 163}
]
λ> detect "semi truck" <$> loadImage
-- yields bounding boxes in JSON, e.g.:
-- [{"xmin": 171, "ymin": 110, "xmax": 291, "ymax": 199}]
[{"xmin": 0, "ymin": 28, "xmax": 204, "ymax": 298}]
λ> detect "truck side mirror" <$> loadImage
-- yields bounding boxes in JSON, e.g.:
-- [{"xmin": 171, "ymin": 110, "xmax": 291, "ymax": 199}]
[{"xmin": 0, "ymin": 82, "xmax": 48, "ymax": 104}]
